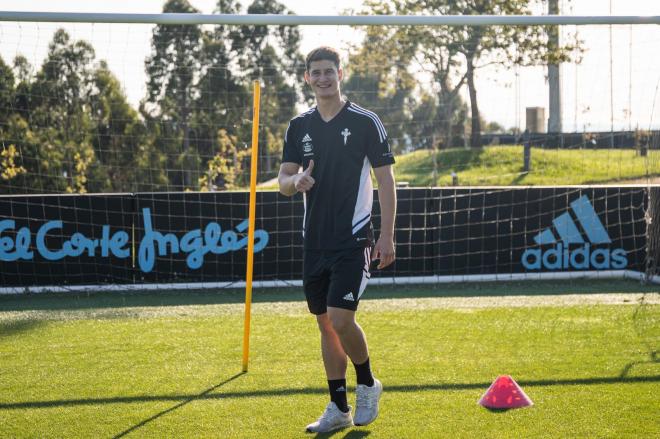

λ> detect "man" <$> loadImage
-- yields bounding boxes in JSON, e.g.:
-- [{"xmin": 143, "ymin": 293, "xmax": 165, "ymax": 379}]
[{"xmin": 278, "ymin": 46, "xmax": 396, "ymax": 433}]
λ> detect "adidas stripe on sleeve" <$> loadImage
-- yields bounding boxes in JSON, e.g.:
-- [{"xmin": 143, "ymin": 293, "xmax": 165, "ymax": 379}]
[
  {"xmin": 348, "ymin": 103, "xmax": 394, "ymax": 168},
  {"xmin": 282, "ymin": 119, "xmax": 302, "ymax": 165}
]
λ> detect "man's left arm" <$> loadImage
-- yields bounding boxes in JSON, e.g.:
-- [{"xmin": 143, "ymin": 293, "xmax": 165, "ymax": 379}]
[{"xmin": 372, "ymin": 165, "xmax": 396, "ymax": 269}]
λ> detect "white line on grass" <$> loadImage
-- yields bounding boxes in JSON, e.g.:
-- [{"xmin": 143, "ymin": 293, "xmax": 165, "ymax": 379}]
[{"xmin": 0, "ymin": 293, "xmax": 657, "ymax": 322}]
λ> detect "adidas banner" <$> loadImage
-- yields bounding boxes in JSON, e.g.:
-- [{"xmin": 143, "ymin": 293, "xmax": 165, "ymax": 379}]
[
  {"xmin": 434, "ymin": 187, "xmax": 647, "ymax": 275},
  {"xmin": 0, "ymin": 187, "xmax": 650, "ymax": 288}
]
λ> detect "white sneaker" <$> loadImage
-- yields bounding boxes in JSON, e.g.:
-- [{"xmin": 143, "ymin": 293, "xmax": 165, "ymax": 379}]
[
  {"xmin": 305, "ymin": 401, "xmax": 353, "ymax": 433},
  {"xmin": 354, "ymin": 378, "xmax": 383, "ymax": 426}
]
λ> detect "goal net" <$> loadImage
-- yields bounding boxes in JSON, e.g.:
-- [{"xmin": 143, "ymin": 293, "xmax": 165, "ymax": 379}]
[{"xmin": 0, "ymin": 8, "xmax": 659, "ymax": 292}]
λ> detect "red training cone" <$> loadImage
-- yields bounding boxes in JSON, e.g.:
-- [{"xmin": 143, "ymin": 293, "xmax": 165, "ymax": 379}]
[{"xmin": 478, "ymin": 375, "xmax": 533, "ymax": 409}]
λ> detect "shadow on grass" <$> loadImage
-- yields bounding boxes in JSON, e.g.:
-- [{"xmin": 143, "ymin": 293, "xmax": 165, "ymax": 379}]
[
  {"xmin": 112, "ymin": 372, "xmax": 245, "ymax": 439},
  {"xmin": 623, "ymin": 295, "xmax": 660, "ymax": 378},
  {"xmin": 510, "ymin": 168, "xmax": 529, "ymax": 185},
  {"xmin": 2, "ymin": 375, "xmax": 658, "ymax": 411},
  {"xmin": 484, "ymin": 407, "xmax": 515, "ymax": 413},
  {"xmin": 314, "ymin": 429, "xmax": 371, "ymax": 439},
  {"xmin": 620, "ymin": 352, "xmax": 659, "ymax": 378},
  {"xmin": 1, "ymin": 279, "xmax": 657, "ymax": 313},
  {"xmin": 0, "ymin": 319, "xmax": 46, "ymax": 339}
]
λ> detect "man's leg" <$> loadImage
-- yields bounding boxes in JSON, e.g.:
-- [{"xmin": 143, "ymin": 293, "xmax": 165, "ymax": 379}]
[
  {"xmin": 317, "ymin": 312, "xmax": 348, "ymax": 379},
  {"xmin": 326, "ymin": 307, "xmax": 375, "ymax": 387},
  {"xmin": 303, "ymin": 252, "xmax": 353, "ymax": 433},
  {"xmin": 325, "ymin": 306, "xmax": 368, "ymax": 365},
  {"xmin": 316, "ymin": 313, "xmax": 350, "ymax": 413},
  {"xmin": 326, "ymin": 306, "xmax": 381, "ymax": 426},
  {"xmin": 304, "ymin": 313, "xmax": 353, "ymax": 433}
]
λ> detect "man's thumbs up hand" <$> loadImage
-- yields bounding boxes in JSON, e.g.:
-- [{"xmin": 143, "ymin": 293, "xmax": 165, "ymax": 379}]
[
  {"xmin": 294, "ymin": 159, "xmax": 316, "ymax": 193},
  {"xmin": 303, "ymin": 159, "xmax": 314, "ymax": 176}
]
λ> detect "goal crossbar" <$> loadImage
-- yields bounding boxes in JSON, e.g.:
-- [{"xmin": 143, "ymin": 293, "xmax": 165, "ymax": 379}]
[{"xmin": 1, "ymin": 12, "xmax": 659, "ymax": 26}]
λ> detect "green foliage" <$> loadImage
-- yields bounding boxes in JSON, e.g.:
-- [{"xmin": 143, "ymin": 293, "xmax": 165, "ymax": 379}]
[
  {"xmin": 0, "ymin": 56, "xmax": 15, "ymax": 122},
  {"xmin": 13, "ymin": 29, "xmax": 100, "ymax": 193},
  {"xmin": 0, "ymin": 31, "xmax": 165, "ymax": 194},
  {"xmin": 195, "ymin": 0, "xmax": 248, "ymax": 181},
  {"xmin": 136, "ymin": 0, "xmax": 305, "ymax": 189},
  {"xmin": 143, "ymin": 0, "xmax": 204, "ymax": 191},
  {"xmin": 0, "ymin": 0, "xmax": 307, "ymax": 194},
  {"xmin": 353, "ymin": 0, "xmax": 468, "ymax": 152},
  {"xmin": 89, "ymin": 61, "xmax": 157, "ymax": 192},
  {"xmin": 199, "ymin": 129, "xmax": 248, "ymax": 190},
  {"xmin": 0, "ymin": 144, "xmax": 26, "ymax": 181},
  {"xmin": 0, "ymin": 4, "xmax": 617, "ymax": 196}
]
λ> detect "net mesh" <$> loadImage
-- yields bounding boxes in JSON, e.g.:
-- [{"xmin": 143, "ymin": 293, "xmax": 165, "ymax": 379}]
[{"xmin": 0, "ymin": 18, "xmax": 659, "ymax": 290}]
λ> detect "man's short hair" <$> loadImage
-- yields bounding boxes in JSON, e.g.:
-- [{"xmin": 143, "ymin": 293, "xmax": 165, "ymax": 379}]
[{"xmin": 305, "ymin": 47, "xmax": 341, "ymax": 72}]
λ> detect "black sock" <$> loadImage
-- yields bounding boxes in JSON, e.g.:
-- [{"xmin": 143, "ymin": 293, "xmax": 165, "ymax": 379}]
[
  {"xmin": 328, "ymin": 379, "xmax": 349, "ymax": 412},
  {"xmin": 353, "ymin": 358, "xmax": 375, "ymax": 387}
]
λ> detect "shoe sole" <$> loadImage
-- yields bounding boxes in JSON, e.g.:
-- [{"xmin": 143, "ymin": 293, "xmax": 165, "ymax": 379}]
[
  {"xmin": 355, "ymin": 416, "xmax": 377, "ymax": 426},
  {"xmin": 306, "ymin": 422, "xmax": 353, "ymax": 433},
  {"xmin": 354, "ymin": 411, "xmax": 379, "ymax": 426}
]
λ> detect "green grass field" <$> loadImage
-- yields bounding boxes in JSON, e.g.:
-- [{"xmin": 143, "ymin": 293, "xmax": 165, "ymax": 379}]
[{"xmin": 1, "ymin": 280, "xmax": 659, "ymax": 438}]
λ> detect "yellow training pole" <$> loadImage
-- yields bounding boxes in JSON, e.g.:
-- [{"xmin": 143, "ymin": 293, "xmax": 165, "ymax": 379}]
[{"xmin": 242, "ymin": 80, "xmax": 261, "ymax": 372}]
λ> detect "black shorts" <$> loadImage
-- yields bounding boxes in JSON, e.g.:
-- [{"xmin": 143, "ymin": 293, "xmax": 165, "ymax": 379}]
[{"xmin": 303, "ymin": 246, "xmax": 372, "ymax": 315}]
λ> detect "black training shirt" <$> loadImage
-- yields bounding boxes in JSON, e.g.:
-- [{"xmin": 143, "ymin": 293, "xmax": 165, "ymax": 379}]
[{"xmin": 282, "ymin": 101, "xmax": 395, "ymax": 250}]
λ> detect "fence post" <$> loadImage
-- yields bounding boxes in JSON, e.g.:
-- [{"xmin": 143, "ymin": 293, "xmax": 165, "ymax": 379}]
[
  {"xmin": 523, "ymin": 129, "xmax": 531, "ymax": 173},
  {"xmin": 646, "ymin": 187, "xmax": 660, "ymax": 282}
]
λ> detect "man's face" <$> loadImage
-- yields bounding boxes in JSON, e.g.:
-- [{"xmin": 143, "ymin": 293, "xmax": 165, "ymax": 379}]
[{"xmin": 305, "ymin": 59, "xmax": 343, "ymax": 100}]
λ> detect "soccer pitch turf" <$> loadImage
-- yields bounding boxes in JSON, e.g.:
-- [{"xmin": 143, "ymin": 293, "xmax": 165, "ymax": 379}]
[{"xmin": 1, "ymin": 280, "xmax": 659, "ymax": 438}]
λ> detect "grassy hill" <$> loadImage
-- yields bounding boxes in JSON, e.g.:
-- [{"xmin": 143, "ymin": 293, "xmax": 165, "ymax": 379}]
[
  {"xmin": 394, "ymin": 146, "xmax": 660, "ymax": 187},
  {"xmin": 257, "ymin": 146, "xmax": 660, "ymax": 190}
]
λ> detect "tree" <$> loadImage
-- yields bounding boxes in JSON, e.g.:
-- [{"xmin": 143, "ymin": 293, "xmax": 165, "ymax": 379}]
[
  {"xmin": 0, "ymin": 144, "xmax": 26, "ymax": 183},
  {"xmin": 0, "ymin": 55, "xmax": 14, "ymax": 123},
  {"xmin": 199, "ymin": 128, "xmax": 248, "ymax": 190},
  {"xmin": 191, "ymin": 0, "xmax": 249, "ymax": 188},
  {"xmin": 359, "ymin": 0, "xmax": 468, "ymax": 151},
  {"xmin": 143, "ymin": 0, "xmax": 203, "ymax": 190},
  {"xmin": 89, "ymin": 60, "xmax": 165, "ymax": 192},
  {"xmin": 232, "ymin": 0, "xmax": 306, "ymax": 180},
  {"xmin": 11, "ymin": 55, "xmax": 32, "ymax": 122},
  {"xmin": 2, "ymin": 32, "xmax": 168, "ymax": 194},
  {"xmin": 23, "ymin": 29, "xmax": 102, "ymax": 193},
  {"xmin": 0, "ymin": 115, "xmax": 34, "ymax": 194},
  {"xmin": 413, "ymin": 28, "xmax": 467, "ymax": 150},
  {"xmin": 343, "ymin": 28, "xmax": 417, "ymax": 154},
  {"xmin": 362, "ymin": 0, "xmax": 580, "ymax": 148},
  {"xmin": 0, "ymin": 59, "xmax": 28, "ymax": 191}
]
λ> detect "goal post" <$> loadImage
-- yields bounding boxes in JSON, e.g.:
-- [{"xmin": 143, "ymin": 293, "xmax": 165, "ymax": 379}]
[
  {"xmin": 2, "ymin": 11, "xmax": 660, "ymax": 375},
  {"xmin": 1, "ymin": 11, "xmax": 659, "ymax": 25},
  {"xmin": 1, "ymin": 10, "xmax": 660, "ymax": 298}
]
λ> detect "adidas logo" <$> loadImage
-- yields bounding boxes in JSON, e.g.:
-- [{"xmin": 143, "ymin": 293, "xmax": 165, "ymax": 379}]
[
  {"xmin": 335, "ymin": 386, "xmax": 346, "ymax": 392},
  {"xmin": 343, "ymin": 292, "xmax": 355, "ymax": 301},
  {"xmin": 302, "ymin": 133, "xmax": 312, "ymax": 142},
  {"xmin": 521, "ymin": 195, "xmax": 628, "ymax": 270}
]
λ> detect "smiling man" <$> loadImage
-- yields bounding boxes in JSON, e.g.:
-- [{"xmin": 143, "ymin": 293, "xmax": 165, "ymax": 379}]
[{"xmin": 278, "ymin": 46, "xmax": 397, "ymax": 433}]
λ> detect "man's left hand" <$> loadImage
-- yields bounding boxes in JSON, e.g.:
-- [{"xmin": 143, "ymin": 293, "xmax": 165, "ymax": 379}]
[{"xmin": 372, "ymin": 236, "xmax": 395, "ymax": 269}]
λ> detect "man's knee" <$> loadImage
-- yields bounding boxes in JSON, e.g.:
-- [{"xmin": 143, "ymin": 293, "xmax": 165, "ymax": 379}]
[
  {"xmin": 327, "ymin": 308, "xmax": 356, "ymax": 335},
  {"xmin": 316, "ymin": 313, "xmax": 334, "ymax": 334}
]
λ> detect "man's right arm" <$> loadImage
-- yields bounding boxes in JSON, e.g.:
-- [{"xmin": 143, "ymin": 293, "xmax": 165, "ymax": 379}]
[
  {"xmin": 278, "ymin": 160, "xmax": 315, "ymax": 197},
  {"xmin": 278, "ymin": 162, "xmax": 301, "ymax": 196}
]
